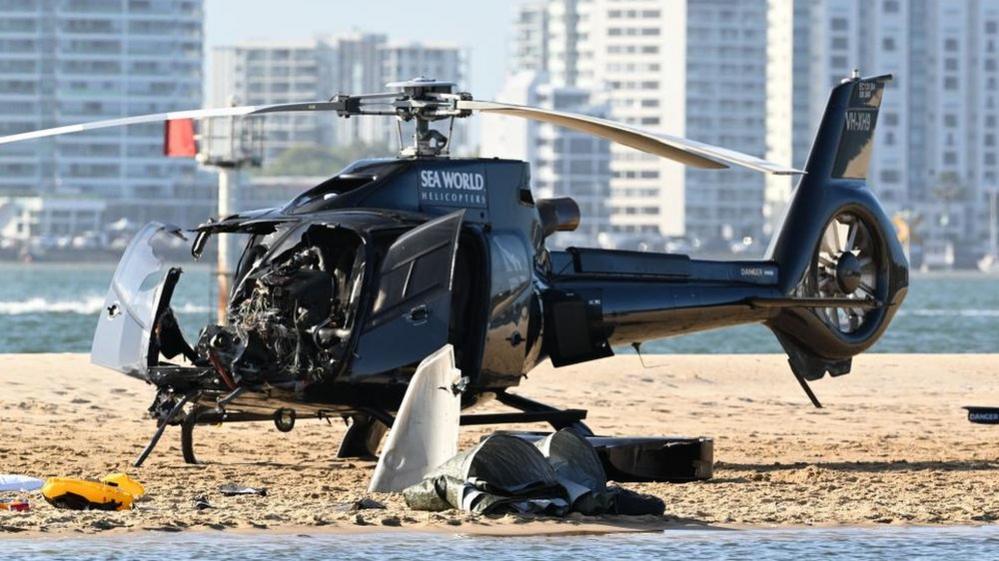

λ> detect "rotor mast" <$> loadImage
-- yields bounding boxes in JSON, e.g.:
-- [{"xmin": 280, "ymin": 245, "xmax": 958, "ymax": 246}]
[{"xmin": 331, "ymin": 77, "xmax": 472, "ymax": 158}]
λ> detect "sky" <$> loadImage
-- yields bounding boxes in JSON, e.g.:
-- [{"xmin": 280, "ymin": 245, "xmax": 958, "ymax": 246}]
[{"xmin": 204, "ymin": 0, "xmax": 518, "ymax": 100}]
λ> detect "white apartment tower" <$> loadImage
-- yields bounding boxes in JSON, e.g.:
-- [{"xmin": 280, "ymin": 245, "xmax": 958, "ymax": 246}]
[
  {"xmin": 212, "ymin": 34, "xmax": 467, "ymax": 156},
  {"xmin": 766, "ymin": 0, "xmax": 999, "ymax": 258},
  {"xmin": 0, "ymin": 0, "xmax": 204, "ymax": 224},
  {"xmin": 512, "ymin": 2, "xmax": 549, "ymax": 74},
  {"xmin": 212, "ymin": 39, "xmax": 335, "ymax": 160},
  {"xmin": 500, "ymin": 0, "xmax": 770, "ymax": 243}
]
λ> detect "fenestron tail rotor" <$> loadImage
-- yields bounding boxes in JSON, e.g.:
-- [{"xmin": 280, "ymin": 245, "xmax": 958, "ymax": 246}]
[
  {"xmin": 0, "ymin": 78, "xmax": 802, "ymax": 175},
  {"xmin": 813, "ymin": 211, "xmax": 881, "ymax": 334}
]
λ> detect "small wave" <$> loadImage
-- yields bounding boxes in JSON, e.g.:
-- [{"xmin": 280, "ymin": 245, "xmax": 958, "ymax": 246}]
[
  {"xmin": 898, "ymin": 309, "xmax": 999, "ymax": 317},
  {"xmin": 0, "ymin": 296, "xmax": 210, "ymax": 315},
  {"xmin": 174, "ymin": 302, "xmax": 212, "ymax": 314}
]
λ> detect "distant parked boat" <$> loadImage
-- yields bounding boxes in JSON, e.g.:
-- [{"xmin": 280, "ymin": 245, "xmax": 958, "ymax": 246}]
[{"xmin": 921, "ymin": 239, "xmax": 955, "ymax": 272}]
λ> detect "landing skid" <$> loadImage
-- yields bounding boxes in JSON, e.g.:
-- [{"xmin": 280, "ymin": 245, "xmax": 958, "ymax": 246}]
[
  {"xmin": 133, "ymin": 391, "xmax": 593, "ymax": 466},
  {"xmin": 335, "ymin": 392, "xmax": 592, "ymax": 459}
]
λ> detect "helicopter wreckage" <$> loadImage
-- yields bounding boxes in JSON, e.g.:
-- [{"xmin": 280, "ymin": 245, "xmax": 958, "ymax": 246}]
[{"xmin": 0, "ymin": 75, "xmax": 908, "ymax": 480}]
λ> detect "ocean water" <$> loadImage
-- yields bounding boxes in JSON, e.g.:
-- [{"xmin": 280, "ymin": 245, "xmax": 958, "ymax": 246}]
[
  {"xmin": 0, "ymin": 263, "xmax": 995, "ymax": 354},
  {"xmin": 2, "ymin": 526, "xmax": 999, "ymax": 560}
]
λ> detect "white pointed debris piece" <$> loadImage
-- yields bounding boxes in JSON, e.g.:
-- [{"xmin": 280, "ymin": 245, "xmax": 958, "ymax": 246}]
[{"xmin": 368, "ymin": 345, "xmax": 463, "ymax": 493}]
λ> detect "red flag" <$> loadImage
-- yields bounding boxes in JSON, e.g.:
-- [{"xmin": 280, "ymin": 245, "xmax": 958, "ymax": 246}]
[{"xmin": 163, "ymin": 118, "xmax": 197, "ymax": 157}]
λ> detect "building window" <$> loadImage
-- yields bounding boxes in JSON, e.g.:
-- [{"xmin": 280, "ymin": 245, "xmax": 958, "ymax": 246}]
[
  {"xmin": 882, "ymin": 37, "xmax": 895, "ymax": 51},
  {"xmin": 831, "ymin": 17, "xmax": 848, "ymax": 31},
  {"xmin": 884, "ymin": 0, "xmax": 900, "ymax": 13},
  {"xmin": 944, "ymin": 76, "xmax": 959, "ymax": 90},
  {"xmin": 880, "ymin": 169, "xmax": 900, "ymax": 183}
]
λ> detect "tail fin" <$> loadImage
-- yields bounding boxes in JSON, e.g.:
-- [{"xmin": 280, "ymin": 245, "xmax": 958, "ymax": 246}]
[
  {"xmin": 768, "ymin": 73, "xmax": 895, "ymax": 292},
  {"xmin": 802, "ymin": 73, "xmax": 892, "ymax": 181}
]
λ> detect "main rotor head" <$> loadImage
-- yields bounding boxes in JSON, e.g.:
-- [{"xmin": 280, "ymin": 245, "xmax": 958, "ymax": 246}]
[{"xmin": 330, "ymin": 76, "xmax": 472, "ymax": 157}]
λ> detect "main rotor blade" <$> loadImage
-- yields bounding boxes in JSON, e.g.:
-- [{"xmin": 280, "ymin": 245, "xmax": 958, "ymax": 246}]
[
  {"xmin": 459, "ymin": 100, "xmax": 804, "ymax": 175},
  {"xmin": 0, "ymin": 101, "xmax": 341, "ymax": 146}
]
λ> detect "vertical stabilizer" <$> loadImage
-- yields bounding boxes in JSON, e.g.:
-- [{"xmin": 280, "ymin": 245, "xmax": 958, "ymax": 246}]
[{"xmin": 807, "ymin": 73, "xmax": 891, "ymax": 181}]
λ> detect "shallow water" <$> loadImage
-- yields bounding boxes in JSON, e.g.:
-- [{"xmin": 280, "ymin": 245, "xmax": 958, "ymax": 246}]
[
  {"xmin": 0, "ymin": 263, "xmax": 995, "ymax": 353},
  {"xmin": 3, "ymin": 526, "xmax": 999, "ymax": 560}
]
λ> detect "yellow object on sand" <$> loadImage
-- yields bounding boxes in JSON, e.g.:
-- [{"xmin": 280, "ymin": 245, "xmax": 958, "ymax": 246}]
[
  {"xmin": 101, "ymin": 473, "xmax": 145, "ymax": 499},
  {"xmin": 41, "ymin": 473, "xmax": 144, "ymax": 511}
]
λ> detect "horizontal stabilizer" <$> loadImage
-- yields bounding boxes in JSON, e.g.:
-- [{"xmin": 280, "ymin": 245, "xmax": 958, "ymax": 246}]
[{"xmin": 965, "ymin": 406, "xmax": 999, "ymax": 425}]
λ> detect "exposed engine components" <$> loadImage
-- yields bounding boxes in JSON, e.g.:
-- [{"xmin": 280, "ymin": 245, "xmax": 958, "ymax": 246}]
[{"xmin": 196, "ymin": 229, "xmax": 365, "ymax": 388}]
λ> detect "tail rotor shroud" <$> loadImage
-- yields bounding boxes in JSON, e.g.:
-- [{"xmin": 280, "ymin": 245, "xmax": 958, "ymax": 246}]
[{"xmin": 812, "ymin": 212, "xmax": 882, "ymax": 334}]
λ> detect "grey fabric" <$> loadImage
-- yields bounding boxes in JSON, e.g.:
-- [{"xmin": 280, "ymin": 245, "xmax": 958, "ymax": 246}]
[
  {"xmin": 403, "ymin": 433, "xmax": 569, "ymax": 515},
  {"xmin": 405, "ymin": 430, "xmax": 647, "ymax": 517},
  {"xmin": 534, "ymin": 430, "xmax": 614, "ymax": 515},
  {"xmin": 403, "ymin": 429, "xmax": 666, "ymax": 516}
]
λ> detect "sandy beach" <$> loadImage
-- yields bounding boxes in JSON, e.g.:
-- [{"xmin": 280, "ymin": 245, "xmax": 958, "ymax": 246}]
[{"xmin": 2, "ymin": 352, "xmax": 998, "ymax": 535}]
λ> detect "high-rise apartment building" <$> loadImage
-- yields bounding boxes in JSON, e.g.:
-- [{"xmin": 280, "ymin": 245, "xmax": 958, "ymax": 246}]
[
  {"xmin": 497, "ymin": 0, "xmax": 769, "ymax": 244},
  {"xmin": 512, "ymin": 2, "xmax": 549, "ymax": 74},
  {"xmin": 212, "ymin": 34, "xmax": 467, "ymax": 156},
  {"xmin": 0, "ymin": 0, "xmax": 204, "ymax": 225},
  {"xmin": 680, "ymin": 0, "xmax": 769, "ymax": 243},
  {"xmin": 766, "ymin": 0, "xmax": 999, "ymax": 260},
  {"xmin": 211, "ymin": 39, "xmax": 335, "ymax": 160}
]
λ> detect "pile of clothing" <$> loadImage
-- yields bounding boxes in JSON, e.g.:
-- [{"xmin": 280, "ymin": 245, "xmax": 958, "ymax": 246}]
[{"xmin": 403, "ymin": 430, "xmax": 665, "ymax": 516}]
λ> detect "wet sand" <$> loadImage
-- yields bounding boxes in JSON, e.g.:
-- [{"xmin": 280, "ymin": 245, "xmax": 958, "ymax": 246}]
[{"xmin": 1, "ymin": 353, "xmax": 998, "ymax": 534}]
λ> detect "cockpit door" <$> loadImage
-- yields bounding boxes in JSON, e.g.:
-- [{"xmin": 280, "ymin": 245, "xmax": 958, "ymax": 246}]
[
  {"xmin": 91, "ymin": 222, "xmax": 188, "ymax": 380},
  {"xmin": 350, "ymin": 211, "xmax": 464, "ymax": 378}
]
